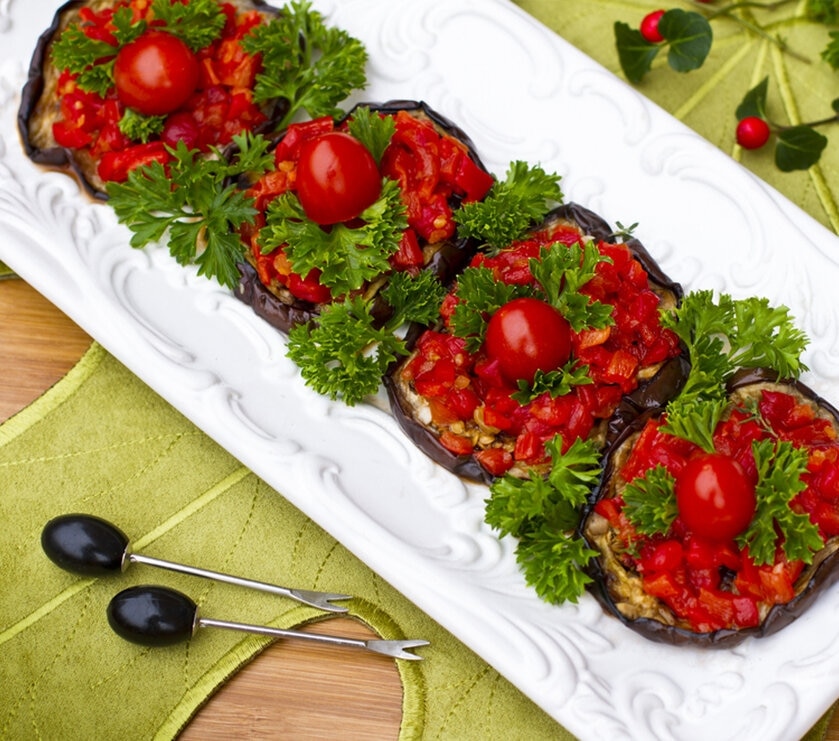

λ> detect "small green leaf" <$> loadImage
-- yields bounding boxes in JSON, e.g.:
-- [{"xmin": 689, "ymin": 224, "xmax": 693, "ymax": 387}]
[
  {"xmin": 775, "ymin": 126, "xmax": 828, "ymax": 172},
  {"xmin": 736, "ymin": 77, "xmax": 769, "ymax": 121},
  {"xmin": 659, "ymin": 9, "xmax": 713, "ymax": 74},
  {"xmin": 822, "ymin": 31, "xmax": 839, "ymax": 69},
  {"xmin": 614, "ymin": 21, "xmax": 660, "ymax": 84}
]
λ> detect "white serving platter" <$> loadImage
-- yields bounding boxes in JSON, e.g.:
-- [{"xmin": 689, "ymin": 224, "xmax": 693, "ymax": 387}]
[{"xmin": 3, "ymin": 1, "xmax": 839, "ymax": 739}]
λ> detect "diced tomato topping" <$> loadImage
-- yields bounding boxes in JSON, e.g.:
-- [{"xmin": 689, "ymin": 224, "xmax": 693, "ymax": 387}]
[
  {"xmin": 600, "ymin": 386, "xmax": 839, "ymax": 633},
  {"xmin": 97, "ymin": 141, "xmax": 171, "ymax": 183},
  {"xmin": 51, "ymin": 0, "xmax": 270, "ymax": 176},
  {"xmin": 439, "ymin": 431, "xmax": 474, "ymax": 456}
]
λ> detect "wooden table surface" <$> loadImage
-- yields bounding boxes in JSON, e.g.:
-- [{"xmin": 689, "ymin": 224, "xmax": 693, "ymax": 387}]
[{"xmin": 3, "ymin": 274, "xmax": 838, "ymax": 741}]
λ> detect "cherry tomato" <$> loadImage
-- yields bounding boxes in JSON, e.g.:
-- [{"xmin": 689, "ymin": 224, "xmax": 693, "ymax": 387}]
[
  {"xmin": 114, "ymin": 31, "xmax": 200, "ymax": 116},
  {"xmin": 640, "ymin": 10, "xmax": 666, "ymax": 44},
  {"xmin": 484, "ymin": 297, "xmax": 572, "ymax": 384},
  {"xmin": 296, "ymin": 132, "xmax": 381, "ymax": 225},
  {"xmin": 675, "ymin": 454, "xmax": 756, "ymax": 541},
  {"xmin": 736, "ymin": 116, "xmax": 772, "ymax": 150}
]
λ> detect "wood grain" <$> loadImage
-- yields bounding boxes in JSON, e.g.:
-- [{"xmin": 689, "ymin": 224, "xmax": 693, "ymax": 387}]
[{"xmin": 2, "ymin": 276, "xmax": 837, "ymax": 740}]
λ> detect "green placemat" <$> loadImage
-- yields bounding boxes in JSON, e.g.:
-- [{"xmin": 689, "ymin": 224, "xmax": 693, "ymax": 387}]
[
  {"xmin": 0, "ymin": 344, "xmax": 566, "ymax": 740},
  {"xmin": 514, "ymin": 0, "xmax": 839, "ymax": 234}
]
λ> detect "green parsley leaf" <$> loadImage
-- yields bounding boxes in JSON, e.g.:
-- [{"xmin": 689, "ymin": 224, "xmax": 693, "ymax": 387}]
[
  {"xmin": 448, "ymin": 266, "xmax": 530, "ymax": 351},
  {"xmin": 545, "ymin": 435, "xmax": 603, "ymax": 504},
  {"xmin": 823, "ymin": 32, "xmax": 839, "ymax": 69},
  {"xmin": 660, "ymin": 396, "xmax": 727, "ymax": 453},
  {"xmin": 260, "ymin": 179, "xmax": 407, "ymax": 296},
  {"xmin": 106, "ymin": 132, "xmax": 274, "ymax": 288},
  {"xmin": 484, "ymin": 436, "xmax": 601, "ymax": 604},
  {"xmin": 660, "ymin": 290, "xmax": 808, "ymax": 449},
  {"xmin": 449, "ymin": 240, "xmax": 613, "ymax": 352},
  {"xmin": 286, "ymin": 295, "xmax": 406, "ymax": 405},
  {"xmin": 241, "ymin": 0, "xmax": 368, "ymax": 129},
  {"xmin": 149, "ymin": 0, "xmax": 226, "ymax": 50},
  {"xmin": 515, "ymin": 527, "xmax": 597, "ymax": 605},
  {"xmin": 659, "ymin": 290, "xmax": 808, "ymax": 447},
  {"xmin": 453, "ymin": 161, "xmax": 563, "ymax": 250},
  {"xmin": 807, "ymin": 0, "xmax": 839, "ymax": 24},
  {"xmin": 346, "ymin": 107, "xmax": 396, "ymax": 164},
  {"xmin": 285, "ymin": 271, "xmax": 446, "ymax": 405},
  {"xmin": 530, "ymin": 241, "xmax": 614, "ymax": 332},
  {"xmin": 118, "ymin": 109, "xmax": 166, "ymax": 144},
  {"xmin": 381, "ymin": 270, "xmax": 448, "ymax": 328},
  {"xmin": 738, "ymin": 439, "xmax": 824, "ymax": 565},
  {"xmin": 510, "ymin": 362, "xmax": 593, "ymax": 405},
  {"xmin": 622, "ymin": 465, "xmax": 678, "ymax": 536},
  {"xmin": 51, "ymin": 15, "xmax": 123, "ymax": 97}
]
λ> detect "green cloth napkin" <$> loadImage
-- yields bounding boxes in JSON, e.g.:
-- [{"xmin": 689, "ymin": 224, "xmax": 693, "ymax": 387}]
[{"xmin": 0, "ymin": 344, "xmax": 566, "ymax": 740}]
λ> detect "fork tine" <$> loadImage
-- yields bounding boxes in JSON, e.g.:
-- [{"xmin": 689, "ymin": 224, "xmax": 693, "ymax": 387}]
[
  {"xmin": 287, "ymin": 588, "xmax": 351, "ymax": 613},
  {"xmin": 365, "ymin": 639, "xmax": 429, "ymax": 660},
  {"xmin": 196, "ymin": 615, "xmax": 428, "ymax": 660}
]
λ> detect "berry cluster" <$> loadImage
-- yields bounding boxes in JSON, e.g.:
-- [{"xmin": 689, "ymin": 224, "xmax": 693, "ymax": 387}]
[{"xmin": 617, "ymin": 2, "xmax": 839, "ymax": 171}]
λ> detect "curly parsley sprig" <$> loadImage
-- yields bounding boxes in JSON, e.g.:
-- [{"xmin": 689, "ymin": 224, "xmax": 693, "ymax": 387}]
[
  {"xmin": 259, "ymin": 179, "xmax": 407, "ymax": 297},
  {"xmin": 453, "ymin": 161, "xmax": 563, "ymax": 251},
  {"xmin": 738, "ymin": 438, "xmax": 824, "ymax": 565},
  {"xmin": 484, "ymin": 436, "xmax": 601, "ymax": 604},
  {"xmin": 659, "ymin": 289, "xmax": 808, "ymax": 451},
  {"xmin": 106, "ymin": 132, "xmax": 274, "ymax": 288},
  {"xmin": 286, "ymin": 271, "xmax": 448, "ymax": 405}
]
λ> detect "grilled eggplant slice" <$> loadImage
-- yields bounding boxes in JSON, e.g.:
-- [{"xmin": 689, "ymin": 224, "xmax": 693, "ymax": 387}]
[
  {"xmin": 234, "ymin": 100, "xmax": 494, "ymax": 334},
  {"xmin": 385, "ymin": 203, "xmax": 687, "ymax": 483},
  {"xmin": 19, "ymin": 0, "xmax": 286, "ymax": 198},
  {"xmin": 582, "ymin": 368, "xmax": 839, "ymax": 647}
]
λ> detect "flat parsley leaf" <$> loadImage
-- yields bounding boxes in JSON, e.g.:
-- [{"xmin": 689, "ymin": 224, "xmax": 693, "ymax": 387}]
[
  {"xmin": 107, "ymin": 132, "xmax": 273, "ymax": 288},
  {"xmin": 241, "ymin": 0, "xmax": 368, "ymax": 129}
]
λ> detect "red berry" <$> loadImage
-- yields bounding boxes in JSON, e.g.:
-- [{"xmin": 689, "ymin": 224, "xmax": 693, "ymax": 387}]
[
  {"xmin": 640, "ymin": 10, "xmax": 666, "ymax": 44},
  {"xmin": 736, "ymin": 116, "xmax": 771, "ymax": 150}
]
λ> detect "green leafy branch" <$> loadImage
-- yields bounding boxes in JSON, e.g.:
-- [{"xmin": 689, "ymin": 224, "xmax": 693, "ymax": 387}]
[{"xmin": 736, "ymin": 77, "xmax": 839, "ymax": 171}]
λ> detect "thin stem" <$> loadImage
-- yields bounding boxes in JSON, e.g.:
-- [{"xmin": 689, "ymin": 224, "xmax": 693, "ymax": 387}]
[
  {"xmin": 774, "ymin": 113, "xmax": 839, "ymax": 131},
  {"xmin": 685, "ymin": 0, "xmax": 811, "ymax": 64}
]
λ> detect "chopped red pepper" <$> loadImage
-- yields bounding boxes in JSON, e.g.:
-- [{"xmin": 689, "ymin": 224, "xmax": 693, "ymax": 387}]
[{"xmin": 604, "ymin": 388, "xmax": 839, "ymax": 633}]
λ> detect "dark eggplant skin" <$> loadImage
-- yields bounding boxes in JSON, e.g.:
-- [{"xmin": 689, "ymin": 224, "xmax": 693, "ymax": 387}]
[
  {"xmin": 581, "ymin": 368, "xmax": 839, "ymax": 648},
  {"xmin": 233, "ymin": 100, "xmax": 492, "ymax": 335},
  {"xmin": 384, "ymin": 202, "xmax": 687, "ymax": 485},
  {"xmin": 18, "ymin": 0, "xmax": 284, "ymax": 200}
]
